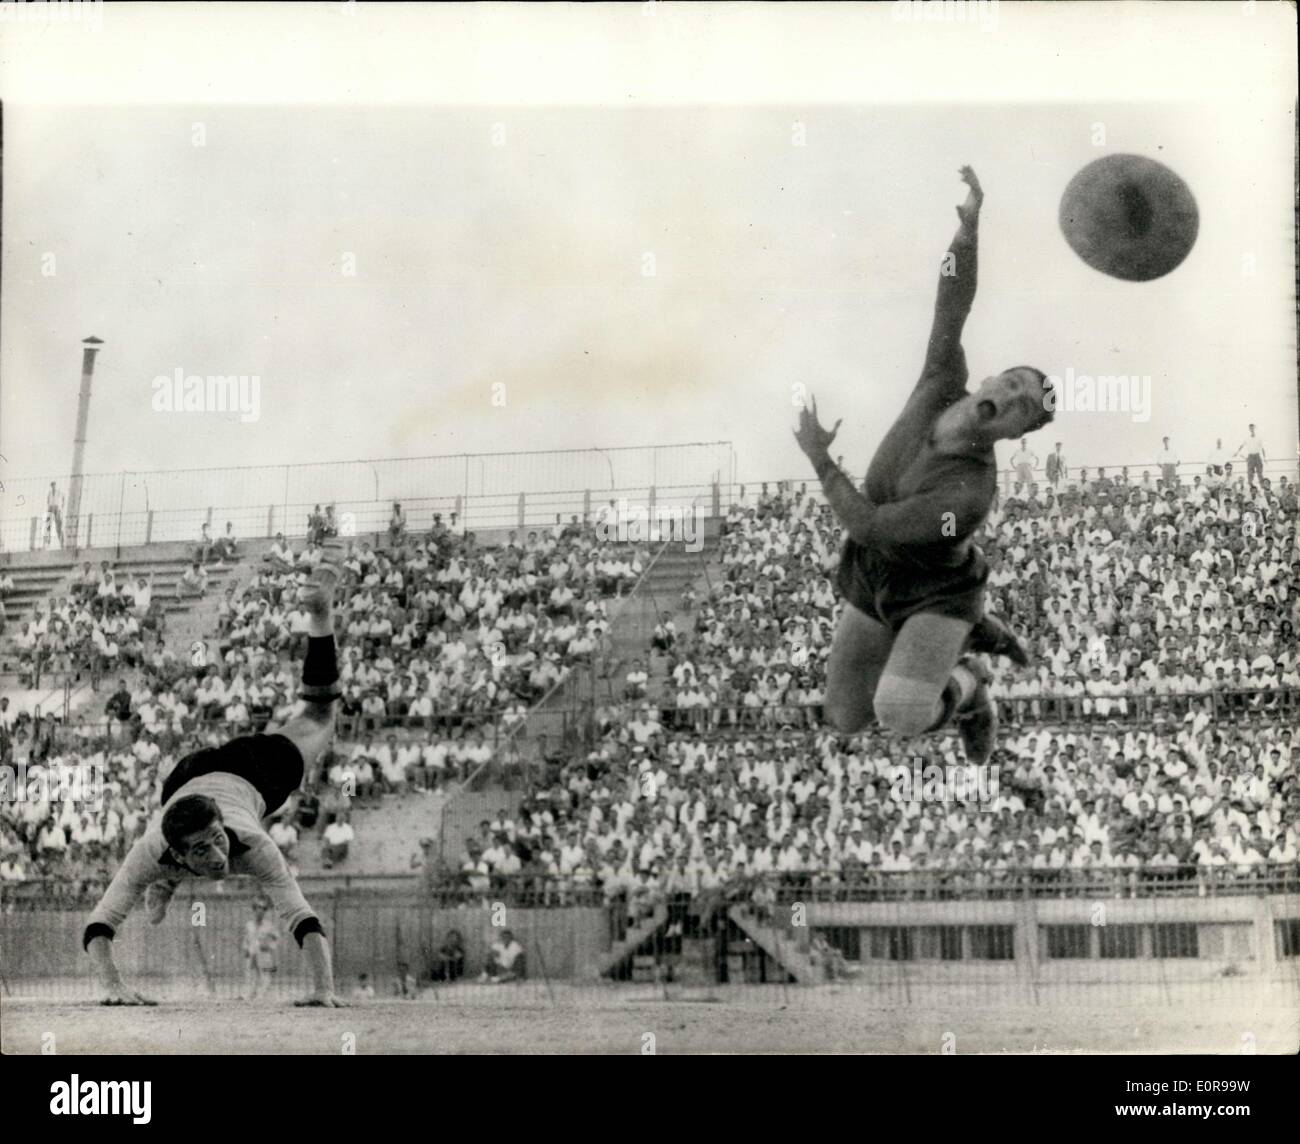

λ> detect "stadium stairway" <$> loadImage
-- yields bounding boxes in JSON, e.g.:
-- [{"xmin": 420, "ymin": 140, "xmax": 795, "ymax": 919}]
[
  {"xmin": 728, "ymin": 905, "xmax": 818, "ymax": 983},
  {"xmin": 673, "ymin": 935, "xmax": 719, "ymax": 986},
  {"xmin": 0, "ymin": 561, "xmax": 79, "ymax": 628},
  {"xmin": 435, "ymin": 530, "xmax": 725, "ymax": 870},
  {"xmin": 434, "ymin": 786, "xmax": 522, "ymax": 866},
  {"xmin": 583, "ymin": 904, "xmax": 670, "ymax": 980},
  {"xmin": 0, "ymin": 548, "xmax": 243, "ymax": 656},
  {"xmin": 584, "ymin": 530, "xmax": 722, "ymax": 707},
  {"xmin": 635, "ymin": 532, "xmax": 722, "ymax": 701}
]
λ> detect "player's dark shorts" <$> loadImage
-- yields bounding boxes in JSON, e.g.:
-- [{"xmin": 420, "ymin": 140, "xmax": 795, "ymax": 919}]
[
  {"xmin": 834, "ymin": 538, "xmax": 988, "ymax": 632},
  {"xmin": 161, "ymin": 733, "xmax": 305, "ymax": 816}
]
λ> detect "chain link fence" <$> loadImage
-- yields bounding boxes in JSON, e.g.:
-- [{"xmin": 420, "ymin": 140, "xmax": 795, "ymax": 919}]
[{"xmin": 4, "ymin": 872, "xmax": 1297, "ymax": 1015}]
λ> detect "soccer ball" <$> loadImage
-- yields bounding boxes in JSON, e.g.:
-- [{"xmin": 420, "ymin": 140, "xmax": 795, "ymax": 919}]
[{"xmin": 1059, "ymin": 154, "xmax": 1199, "ymax": 281}]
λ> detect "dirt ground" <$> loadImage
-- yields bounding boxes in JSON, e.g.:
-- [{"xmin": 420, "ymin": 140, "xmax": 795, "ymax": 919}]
[{"xmin": 5, "ymin": 986, "xmax": 1298, "ymax": 1054}]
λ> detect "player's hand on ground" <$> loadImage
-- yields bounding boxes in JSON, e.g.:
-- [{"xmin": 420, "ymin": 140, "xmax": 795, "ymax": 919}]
[
  {"xmin": 294, "ymin": 992, "xmax": 346, "ymax": 1007},
  {"xmin": 101, "ymin": 985, "xmax": 157, "ymax": 1006},
  {"xmin": 794, "ymin": 396, "xmax": 841, "ymax": 466},
  {"xmin": 957, "ymin": 165, "xmax": 983, "ymax": 224}
]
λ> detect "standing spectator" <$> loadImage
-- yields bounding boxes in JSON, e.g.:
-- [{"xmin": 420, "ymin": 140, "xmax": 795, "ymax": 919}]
[
  {"xmin": 105, "ymin": 679, "xmax": 133, "ymax": 733},
  {"xmin": 45, "ymin": 482, "xmax": 65, "ymax": 548},
  {"xmin": 307, "ymin": 505, "xmax": 327, "ymax": 544},
  {"xmin": 214, "ymin": 521, "xmax": 239, "ymax": 562},
  {"xmin": 1208, "ymin": 436, "xmax": 1230, "ymax": 476},
  {"xmin": 1010, "ymin": 438, "xmax": 1038, "ymax": 488},
  {"xmin": 1156, "ymin": 436, "xmax": 1180, "ymax": 488},
  {"xmin": 241, "ymin": 897, "xmax": 280, "ymax": 1000},
  {"xmin": 388, "ymin": 502, "xmax": 407, "ymax": 548},
  {"xmin": 1044, "ymin": 442, "xmax": 1067, "ymax": 489},
  {"xmin": 196, "ymin": 523, "xmax": 215, "ymax": 565},
  {"xmin": 1235, "ymin": 424, "xmax": 1266, "ymax": 488}
]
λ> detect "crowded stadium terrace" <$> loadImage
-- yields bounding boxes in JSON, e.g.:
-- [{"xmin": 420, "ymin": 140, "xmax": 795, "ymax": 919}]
[{"xmin": 1, "ymin": 460, "xmax": 1297, "ymax": 913}]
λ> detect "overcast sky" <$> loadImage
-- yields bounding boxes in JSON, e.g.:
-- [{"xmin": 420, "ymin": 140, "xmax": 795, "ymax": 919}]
[{"xmin": 3, "ymin": 4, "xmax": 1296, "ymax": 503}]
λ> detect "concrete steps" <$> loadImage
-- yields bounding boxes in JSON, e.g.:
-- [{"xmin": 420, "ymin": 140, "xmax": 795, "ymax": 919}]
[
  {"xmin": 672, "ymin": 935, "xmax": 718, "ymax": 986},
  {"xmin": 435, "ymin": 786, "xmax": 520, "ymax": 866},
  {"xmin": 0, "ymin": 557, "xmax": 246, "ymax": 712},
  {"xmin": 0, "ymin": 557, "xmax": 243, "ymax": 632},
  {"xmin": 642, "ymin": 539, "xmax": 723, "ymax": 700},
  {"xmin": 587, "ymin": 904, "xmax": 670, "ymax": 980},
  {"xmin": 728, "ymin": 906, "xmax": 814, "ymax": 983}
]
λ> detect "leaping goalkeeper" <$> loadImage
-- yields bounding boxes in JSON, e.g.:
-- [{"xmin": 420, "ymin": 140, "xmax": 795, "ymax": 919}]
[{"xmin": 795, "ymin": 167, "xmax": 1051, "ymax": 763}]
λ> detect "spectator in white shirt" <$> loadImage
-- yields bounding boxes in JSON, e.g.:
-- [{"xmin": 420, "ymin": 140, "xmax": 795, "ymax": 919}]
[
  {"xmin": 480, "ymin": 929, "xmax": 525, "ymax": 983},
  {"xmin": 1234, "ymin": 424, "xmax": 1266, "ymax": 487},
  {"xmin": 1010, "ymin": 439, "xmax": 1038, "ymax": 488},
  {"xmin": 1155, "ymin": 437, "xmax": 1180, "ymax": 487},
  {"xmin": 322, "ymin": 814, "xmax": 355, "ymax": 868}
]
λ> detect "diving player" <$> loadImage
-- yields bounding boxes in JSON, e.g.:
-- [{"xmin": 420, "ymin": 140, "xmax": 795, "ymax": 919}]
[
  {"xmin": 794, "ymin": 166, "xmax": 1051, "ymax": 763},
  {"xmin": 83, "ymin": 541, "xmax": 347, "ymax": 1006}
]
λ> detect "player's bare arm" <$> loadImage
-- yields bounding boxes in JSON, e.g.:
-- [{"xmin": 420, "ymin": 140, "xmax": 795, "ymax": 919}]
[
  {"xmin": 87, "ymin": 935, "xmax": 157, "ymax": 1006},
  {"xmin": 956, "ymin": 164, "xmax": 982, "ymax": 228},
  {"xmin": 295, "ymin": 931, "xmax": 343, "ymax": 1007},
  {"xmin": 796, "ymin": 397, "xmax": 986, "ymax": 548},
  {"xmin": 81, "ymin": 831, "xmax": 171, "ymax": 1004},
  {"xmin": 794, "ymin": 397, "xmax": 872, "ymax": 538},
  {"xmin": 924, "ymin": 165, "xmax": 982, "ymax": 378}
]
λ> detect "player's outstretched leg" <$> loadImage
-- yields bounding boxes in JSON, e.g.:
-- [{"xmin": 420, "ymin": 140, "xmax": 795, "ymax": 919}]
[
  {"xmin": 950, "ymin": 654, "xmax": 996, "ymax": 765},
  {"xmin": 873, "ymin": 614, "xmax": 997, "ymax": 764},
  {"xmin": 823, "ymin": 603, "xmax": 894, "ymax": 734},
  {"xmin": 270, "ymin": 539, "xmax": 344, "ymax": 770}
]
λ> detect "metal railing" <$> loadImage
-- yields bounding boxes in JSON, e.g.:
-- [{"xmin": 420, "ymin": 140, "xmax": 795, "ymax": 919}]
[
  {"xmin": 3, "ymin": 442, "xmax": 735, "ymax": 552},
  {"xmin": 4, "ymin": 865, "xmax": 1297, "ymax": 911},
  {"xmin": 9, "ymin": 450, "xmax": 1293, "ymax": 556}
]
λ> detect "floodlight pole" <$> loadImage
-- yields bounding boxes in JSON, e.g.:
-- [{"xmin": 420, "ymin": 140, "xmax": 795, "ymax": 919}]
[{"xmin": 65, "ymin": 336, "xmax": 104, "ymax": 552}]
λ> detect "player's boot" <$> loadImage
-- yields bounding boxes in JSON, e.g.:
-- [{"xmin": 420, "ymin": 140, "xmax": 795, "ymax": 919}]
[
  {"xmin": 967, "ymin": 613, "xmax": 1029, "ymax": 667},
  {"xmin": 952, "ymin": 654, "xmax": 997, "ymax": 765},
  {"xmin": 300, "ymin": 537, "xmax": 346, "ymax": 611},
  {"xmin": 144, "ymin": 877, "xmax": 181, "ymax": 925}
]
